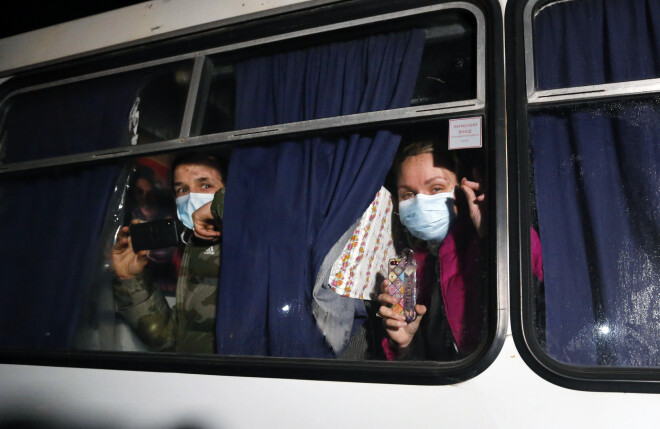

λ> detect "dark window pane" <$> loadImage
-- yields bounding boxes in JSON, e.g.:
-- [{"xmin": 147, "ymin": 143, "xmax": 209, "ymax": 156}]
[
  {"xmin": 199, "ymin": 10, "xmax": 477, "ymax": 134},
  {"xmin": 410, "ymin": 14, "xmax": 477, "ymax": 106},
  {"xmin": 529, "ymin": 97, "xmax": 660, "ymax": 367},
  {"xmin": 0, "ymin": 62, "xmax": 193, "ymax": 162},
  {"xmin": 0, "ymin": 164, "xmax": 121, "ymax": 349}
]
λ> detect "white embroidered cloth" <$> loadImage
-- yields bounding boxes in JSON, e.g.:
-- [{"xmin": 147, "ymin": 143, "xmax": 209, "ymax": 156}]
[{"xmin": 328, "ymin": 187, "xmax": 397, "ymax": 300}]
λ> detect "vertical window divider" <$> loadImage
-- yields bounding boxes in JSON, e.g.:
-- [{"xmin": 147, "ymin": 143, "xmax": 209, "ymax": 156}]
[{"xmin": 179, "ymin": 55, "xmax": 208, "ymax": 138}]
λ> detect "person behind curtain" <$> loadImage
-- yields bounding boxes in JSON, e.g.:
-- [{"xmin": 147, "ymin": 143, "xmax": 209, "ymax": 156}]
[{"xmin": 111, "ymin": 153, "xmax": 225, "ymax": 354}]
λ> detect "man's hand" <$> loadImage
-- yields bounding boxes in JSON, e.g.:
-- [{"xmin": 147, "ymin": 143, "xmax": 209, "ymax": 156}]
[
  {"xmin": 377, "ymin": 279, "xmax": 426, "ymax": 351},
  {"xmin": 192, "ymin": 201, "xmax": 222, "ymax": 241},
  {"xmin": 461, "ymin": 177, "xmax": 486, "ymax": 238},
  {"xmin": 112, "ymin": 220, "xmax": 149, "ymax": 279}
]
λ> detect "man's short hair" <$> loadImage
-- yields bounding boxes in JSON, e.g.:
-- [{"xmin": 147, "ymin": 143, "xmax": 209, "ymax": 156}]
[{"xmin": 171, "ymin": 152, "xmax": 227, "ymax": 183}]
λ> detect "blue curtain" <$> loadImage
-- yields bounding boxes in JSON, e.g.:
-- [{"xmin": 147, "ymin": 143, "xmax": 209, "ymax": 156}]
[
  {"xmin": 217, "ymin": 30, "xmax": 425, "ymax": 357},
  {"xmin": 0, "ymin": 76, "xmax": 142, "ymax": 348},
  {"xmin": 534, "ymin": 0, "xmax": 660, "ymax": 90},
  {"xmin": 531, "ymin": 0, "xmax": 660, "ymax": 366}
]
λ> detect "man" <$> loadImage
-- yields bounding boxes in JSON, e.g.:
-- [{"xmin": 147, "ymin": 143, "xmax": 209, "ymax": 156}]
[{"xmin": 112, "ymin": 153, "xmax": 224, "ymax": 354}]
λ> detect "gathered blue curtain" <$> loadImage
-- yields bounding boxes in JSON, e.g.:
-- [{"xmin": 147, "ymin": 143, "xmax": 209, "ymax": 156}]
[
  {"xmin": 0, "ymin": 76, "xmax": 142, "ymax": 348},
  {"xmin": 531, "ymin": 0, "xmax": 660, "ymax": 366},
  {"xmin": 217, "ymin": 30, "xmax": 425, "ymax": 357}
]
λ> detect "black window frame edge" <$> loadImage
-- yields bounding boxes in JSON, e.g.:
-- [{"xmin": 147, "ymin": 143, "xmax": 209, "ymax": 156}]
[
  {"xmin": 507, "ymin": 0, "xmax": 660, "ymax": 394},
  {"xmin": 0, "ymin": 0, "xmax": 506, "ymax": 386}
]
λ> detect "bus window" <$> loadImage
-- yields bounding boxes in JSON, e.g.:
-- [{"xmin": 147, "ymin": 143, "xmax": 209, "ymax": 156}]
[
  {"xmin": 197, "ymin": 8, "xmax": 479, "ymax": 135},
  {"xmin": 0, "ymin": 62, "xmax": 193, "ymax": 163},
  {"xmin": 509, "ymin": 0, "xmax": 660, "ymax": 389},
  {"xmin": 529, "ymin": 98, "xmax": 660, "ymax": 366},
  {"xmin": 0, "ymin": 0, "xmax": 504, "ymax": 384}
]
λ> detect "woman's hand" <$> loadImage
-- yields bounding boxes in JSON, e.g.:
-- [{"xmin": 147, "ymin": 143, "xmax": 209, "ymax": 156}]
[
  {"xmin": 377, "ymin": 279, "xmax": 426, "ymax": 351},
  {"xmin": 111, "ymin": 220, "xmax": 149, "ymax": 279},
  {"xmin": 192, "ymin": 201, "xmax": 222, "ymax": 241},
  {"xmin": 461, "ymin": 177, "xmax": 486, "ymax": 238}
]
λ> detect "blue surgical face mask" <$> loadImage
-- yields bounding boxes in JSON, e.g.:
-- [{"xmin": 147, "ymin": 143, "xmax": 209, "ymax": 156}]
[
  {"xmin": 398, "ymin": 191, "xmax": 456, "ymax": 244},
  {"xmin": 176, "ymin": 192, "xmax": 215, "ymax": 230}
]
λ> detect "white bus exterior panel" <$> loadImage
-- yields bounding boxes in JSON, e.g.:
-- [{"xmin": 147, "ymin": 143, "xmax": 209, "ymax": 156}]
[
  {"xmin": 0, "ymin": 336, "xmax": 657, "ymax": 429},
  {"xmin": 0, "ymin": 0, "xmax": 315, "ymax": 75}
]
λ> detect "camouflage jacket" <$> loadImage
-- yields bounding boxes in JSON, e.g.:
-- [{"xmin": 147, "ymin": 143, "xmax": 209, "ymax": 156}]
[{"xmin": 113, "ymin": 189, "xmax": 224, "ymax": 354}]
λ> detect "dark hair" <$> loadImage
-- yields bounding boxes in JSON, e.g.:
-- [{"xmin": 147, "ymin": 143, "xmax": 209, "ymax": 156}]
[{"xmin": 170, "ymin": 152, "xmax": 226, "ymax": 184}]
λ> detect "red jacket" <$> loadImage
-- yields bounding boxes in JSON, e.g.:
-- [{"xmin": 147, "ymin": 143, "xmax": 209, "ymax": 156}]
[{"xmin": 383, "ymin": 222, "xmax": 543, "ymax": 360}]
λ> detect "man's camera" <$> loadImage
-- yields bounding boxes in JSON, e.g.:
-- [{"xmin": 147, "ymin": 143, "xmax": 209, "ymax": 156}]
[{"xmin": 129, "ymin": 218, "xmax": 183, "ymax": 252}]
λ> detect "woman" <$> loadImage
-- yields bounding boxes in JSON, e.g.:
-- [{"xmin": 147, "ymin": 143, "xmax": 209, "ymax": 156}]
[{"xmin": 378, "ymin": 140, "xmax": 487, "ymax": 360}]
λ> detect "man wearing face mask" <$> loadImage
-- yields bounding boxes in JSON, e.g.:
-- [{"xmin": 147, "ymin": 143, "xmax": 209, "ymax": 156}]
[
  {"xmin": 111, "ymin": 153, "xmax": 225, "ymax": 354},
  {"xmin": 377, "ymin": 141, "xmax": 488, "ymax": 361}
]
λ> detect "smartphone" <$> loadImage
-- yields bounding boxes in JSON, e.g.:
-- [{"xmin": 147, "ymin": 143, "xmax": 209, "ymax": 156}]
[
  {"xmin": 387, "ymin": 248, "xmax": 417, "ymax": 323},
  {"xmin": 129, "ymin": 218, "xmax": 183, "ymax": 252}
]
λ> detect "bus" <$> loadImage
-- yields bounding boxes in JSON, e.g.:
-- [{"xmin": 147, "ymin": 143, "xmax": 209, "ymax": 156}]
[{"xmin": 1, "ymin": 0, "xmax": 659, "ymax": 427}]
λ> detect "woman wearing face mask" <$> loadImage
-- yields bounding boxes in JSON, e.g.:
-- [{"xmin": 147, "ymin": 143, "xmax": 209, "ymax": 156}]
[{"xmin": 377, "ymin": 141, "xmax": 488, "ymax": 361}]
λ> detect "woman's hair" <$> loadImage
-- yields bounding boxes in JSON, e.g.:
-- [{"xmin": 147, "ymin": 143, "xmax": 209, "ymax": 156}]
[
  {"xmin": 389, "ymin": 139, "xmax": 473, "ymax": 250},
  {"xmin": 393, "ymin": 139, "xmax": 463, "ymax": 180}
]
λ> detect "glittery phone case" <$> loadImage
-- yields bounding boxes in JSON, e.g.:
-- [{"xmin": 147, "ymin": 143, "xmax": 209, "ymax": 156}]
[{"xmin": 387, "ymin": 249, "xmax": 417, "ymax": 323}]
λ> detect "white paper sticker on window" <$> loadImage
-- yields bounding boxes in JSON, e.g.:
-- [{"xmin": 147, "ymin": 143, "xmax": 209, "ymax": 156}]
[{"xmin": 448, "ymin": 117, "xmax": 482, "ymax": 150}]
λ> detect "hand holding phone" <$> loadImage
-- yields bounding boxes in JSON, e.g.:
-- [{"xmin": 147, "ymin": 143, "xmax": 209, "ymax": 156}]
[
  {"xmin": 112, "ymin": 220, "xmax": 149, "ymax": 279},
  {"xmin": 387, "ymin": 248, "xmax": 417, "ymax": 323},
  {"xmin": 129, "ymin": 218, "xmax": 183, "ymax": 252}
]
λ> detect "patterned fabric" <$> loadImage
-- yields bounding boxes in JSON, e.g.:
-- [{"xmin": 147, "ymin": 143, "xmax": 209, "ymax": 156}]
[
  {"xmin": 113, "ymin": 189, "xmax": 223, "ymax": 354},
  {"xmin": 328, "ymin": 187, "xmax": 397, "ymax": 300}
]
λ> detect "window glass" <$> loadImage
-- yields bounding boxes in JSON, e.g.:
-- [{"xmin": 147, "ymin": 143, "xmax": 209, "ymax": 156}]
[
  {"xmin": 0, "ymin": 4, "xmax": 495, "ymax": 379},
  {"xmin": 411, "ymin": 14, "xmax": 477, "ymax": 106},
  {"xmin": 134, "ymin": 64, "xmax": 194, "ymax": 144},
  {"xmin": 92, "ymin": 118, "xmax": 487, "ymax": 360},
  {"xmin": 533, "ymin": 0, "xmax": 660, "ymax": 91},
  {"xmin": 3, "ymin": 113, "xmax": 490, "ymax": 362},
  {"xmin": 199, "ymin": 9, "xmax": 477, "ymax": 135},
  {"xmin": 0, "ymin": 164, "xmax": 122, "ymax": 349},
  {"xmin": 524, "ymin": 0, "xmax": 660, "ymax": 370},
  {"xmin": 0, "ymin": 62, "xmax": 193, "ymax": 163},
  {"xmin": 76, "ymin": 154, "xmax": 205, "ymax": 352},
  {"xmin": 528, "ymin": 97, "xmax": 660, "ymax": 367}
]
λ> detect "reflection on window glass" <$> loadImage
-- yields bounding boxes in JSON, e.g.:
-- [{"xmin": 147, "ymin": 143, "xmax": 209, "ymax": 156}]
[
  {"xmin": 135, "ymin": 64, "xmax": 194, "ymax": 144},
  {"xmin": 410, "ymin": 13, "xmax": 477, "ymax": 106},
  {"xmin": 124, "ymin": 156, "xmax": 179, "ymax": 298},
  {"xmin": 529, "ymin": 98, "xmax": 660, "ymax": 367},
  {"xmin": 0, "ymin": 62, "xmax": 193, "ymax": 163},
  {"xmin": 533, "ymin": 0, "xmax": 660, "ymax": 90},
  {"xmin": 198, "ymin": 65, "xmax": 236, "ymax": 136}
]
